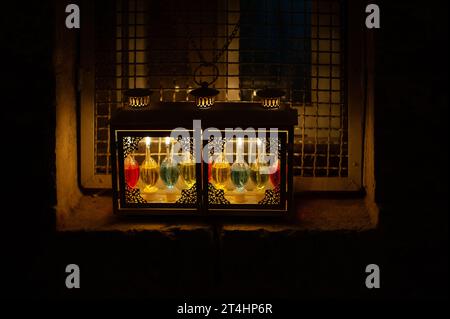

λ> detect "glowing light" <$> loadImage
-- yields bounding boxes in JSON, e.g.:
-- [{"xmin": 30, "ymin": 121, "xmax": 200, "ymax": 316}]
[
  {"xmin": 145, "ymin": 136, "xmax": 151, "ymax": 146},
  {"xmin": 196, "ymin": 96, "xmax": 215, "ymax": 108},
  {"xmin": 262, "ymin": 97, "xmax": 281, "ymax": 109},
  {"xmin": 125, "ymin": 89, "xmax": 152, "ymax": 109},
  {"xmin": 237, "ymin": 137, "xmax": 243, "ymax": 148}
]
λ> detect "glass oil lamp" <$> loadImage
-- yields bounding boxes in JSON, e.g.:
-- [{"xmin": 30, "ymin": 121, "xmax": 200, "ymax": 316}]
[
  {"xmin": 256, "ymin": 88, "xmax": 285, "ymax": 109},
  {"xmin": 139, "ymin": 137, "xmax": 159, "ymax": 193},
  {"xmin": 179, "ymin": 148, "xmax": 196, "ymax": 189},
  {"xmin": 124, "ymin": 88, "xmax": 152, "ymax": 109},
  {"xmin": 211, "ymin": 142, "xmax": 231, "ymax": 190},
  {"xmin": 124, "ymin": 153, "xmax": 140, "ymax": 189},
  {"xmin": 230, "ymin": 138, "xmax": 250, "ymax": 192},
  {"xmin": 250, "ymin": 139, "xmax": 270, "ymax": 190},
  {"xmin": 160, "ymin": 137, "xmax": 180, "ymax": 189}
]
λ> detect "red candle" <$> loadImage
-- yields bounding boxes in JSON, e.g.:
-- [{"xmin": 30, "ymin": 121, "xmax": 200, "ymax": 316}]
[
  {"xmin": 124, "ymin": 155, "xmax": 140, "ymax": 188},
  {"xmin": 269, "ymin": 161, "xmax": 280, "ymax": 187},
  {"xmin": 208, "ymin": 160, "xmax": 212, "ymax": 181}
]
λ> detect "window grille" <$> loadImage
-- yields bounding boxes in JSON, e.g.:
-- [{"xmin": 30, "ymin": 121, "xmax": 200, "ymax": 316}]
[{"xmin": 82, "ymin": 0, "xmax": 358, "ymax": 190}]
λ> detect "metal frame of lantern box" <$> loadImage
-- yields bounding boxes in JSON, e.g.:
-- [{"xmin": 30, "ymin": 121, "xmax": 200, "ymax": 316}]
[{"xmin": 110, "ymin": 100, "xmax": 297, "ymax": 217}]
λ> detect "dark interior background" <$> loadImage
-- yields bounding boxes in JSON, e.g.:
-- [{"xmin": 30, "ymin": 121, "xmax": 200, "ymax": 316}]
[{"xmin": 1, "ymin": 0, "xmax": 447, "ymax": 302}]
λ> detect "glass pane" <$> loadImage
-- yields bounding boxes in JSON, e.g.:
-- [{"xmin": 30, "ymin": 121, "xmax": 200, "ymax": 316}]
[
  {"xmin": 120, "ymin": 134, "xmax": 198, "ymax": 206},
  {"xmin": 207, "ymin": 134, "xmax": 284, "ymax": 207}
]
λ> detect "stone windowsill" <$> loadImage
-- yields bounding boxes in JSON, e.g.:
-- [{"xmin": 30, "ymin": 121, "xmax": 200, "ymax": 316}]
[{"xmin": 57, "ymin": 195, "xmax": 378, "ymax": 233}]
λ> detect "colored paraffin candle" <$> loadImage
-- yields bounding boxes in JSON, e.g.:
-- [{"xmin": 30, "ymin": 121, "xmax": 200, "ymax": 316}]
[
  {"xmin": 231, "ymin": 162, "xmax": 250, "ymax": 191},
  {"xmin": 208, "ymin": 160, "xmax": 212, "ymax": 181},
  {"xmin": 124, "ymin": 153, "xmax": 140, "ymax": 189},
  {"xmin": 180, "ymin": 162, "xmax": 196, "ymax": 188},
  {"xmin": 211, "ymin": 153, "xmax": 231, "ymax": 190},
  {"xmin": 140, "ymin": 162, "xmax": 159, "ymax": 189},
  {"xmin": 160, "ymin": 137, "xmax": 180, "ymax": 189},
  {"xmin": 140, "ymin": 137, "xmax": 159, "ymax": 191},
  {"xmin": 250, "ymin": 138, "xmax": 269, "ymax": 190},
  {"xmin": 160, "ymin": 161, "xmax": 179, "ymax": 189},
  {"xmin": 179, "ymin": 152, "xmax": 196, "ymax": 188},
  {"xmin": 230, "ymin": 138, "xmax": 250, "ymax": 192},
  {"xmin": 250, "ymin": 162, "xmax": 270, "ymax": 190},
  {"xmin": 269, "ymin": 160, "xmax": 281, "ymax": 187}
]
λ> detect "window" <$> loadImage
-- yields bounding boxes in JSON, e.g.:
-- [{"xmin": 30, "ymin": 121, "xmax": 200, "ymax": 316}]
[
  {"xmin": 80, "ymin": 0, "xmax": 363, "ymax": 191},
  {"xmin": 239, "ymin": 0, "xmax": 311, "ymax": 103}
]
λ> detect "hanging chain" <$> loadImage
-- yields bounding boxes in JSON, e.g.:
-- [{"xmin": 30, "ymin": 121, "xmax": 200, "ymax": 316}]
[
  {"xmin": 213, "ymin": 20, "xmax": 240, "ymax": 64},
  {"xmin": 187, "ymin": 29, "xmax": 207, "ymax": 65},
  {"xmin": 186, "ymin": 19, "xmax": 241, "ymax": 65},
  {"xmin": 182, "ymin": 8, "xmax": 243, "ymax": 87}
]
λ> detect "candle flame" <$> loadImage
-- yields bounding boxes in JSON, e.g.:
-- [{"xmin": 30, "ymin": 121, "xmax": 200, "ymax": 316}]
[
  {"xmin": 165, "ymin": 137, "xmax": 171, "ymax": 146},
  {"xmin": 145, "ymin": 136, "xmax": 151, "ymax": 146}
]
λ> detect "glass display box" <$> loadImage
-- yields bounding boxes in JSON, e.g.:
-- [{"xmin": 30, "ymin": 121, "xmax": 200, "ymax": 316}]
[{"xmin": 110, "ymin": 102, "xmax": 298, "ymax": 217}]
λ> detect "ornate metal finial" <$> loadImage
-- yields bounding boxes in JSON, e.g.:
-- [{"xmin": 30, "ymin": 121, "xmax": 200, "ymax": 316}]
[
  {"xmin": 124, "ymin": 88, "xmax": 152, "ymax": 109},
  {"xmin": 256, "ymin": 88, "xmax": 285, "ymax": 109},
  {"xmin": 189, "ymin": 64, "xmax": 220, "ymax": 108}
]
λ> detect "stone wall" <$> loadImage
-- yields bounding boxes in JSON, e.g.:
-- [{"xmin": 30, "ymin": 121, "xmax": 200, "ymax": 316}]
[{"xmin": 54, "ymin": 0, "xmax": 82, "ymax": 228}]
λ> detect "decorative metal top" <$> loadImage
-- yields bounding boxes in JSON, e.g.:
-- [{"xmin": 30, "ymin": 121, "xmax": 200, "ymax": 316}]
[
  {"xmin": 193, "ymin": 63, "xmax": 220, "ymax": 87},
  {"xmin": 124, "ymin": 88, "xmax": 153, "ymax": 98},
  {"xmin": 256, "ymin": 88, "xmax": 285, "ymax": 99},
  {"xmin": 189, "ymin": 82, "xmax": 220, "ymax": 98},
  {"xmin": 124, "ymin": 88, "xmax": 153, "ymax": 109}
]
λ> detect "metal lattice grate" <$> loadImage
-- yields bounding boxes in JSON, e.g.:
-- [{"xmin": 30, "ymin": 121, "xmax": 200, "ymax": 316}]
[{"xmin": 93, "ymin": 0, "xmax": 347, "ymax": 178}]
